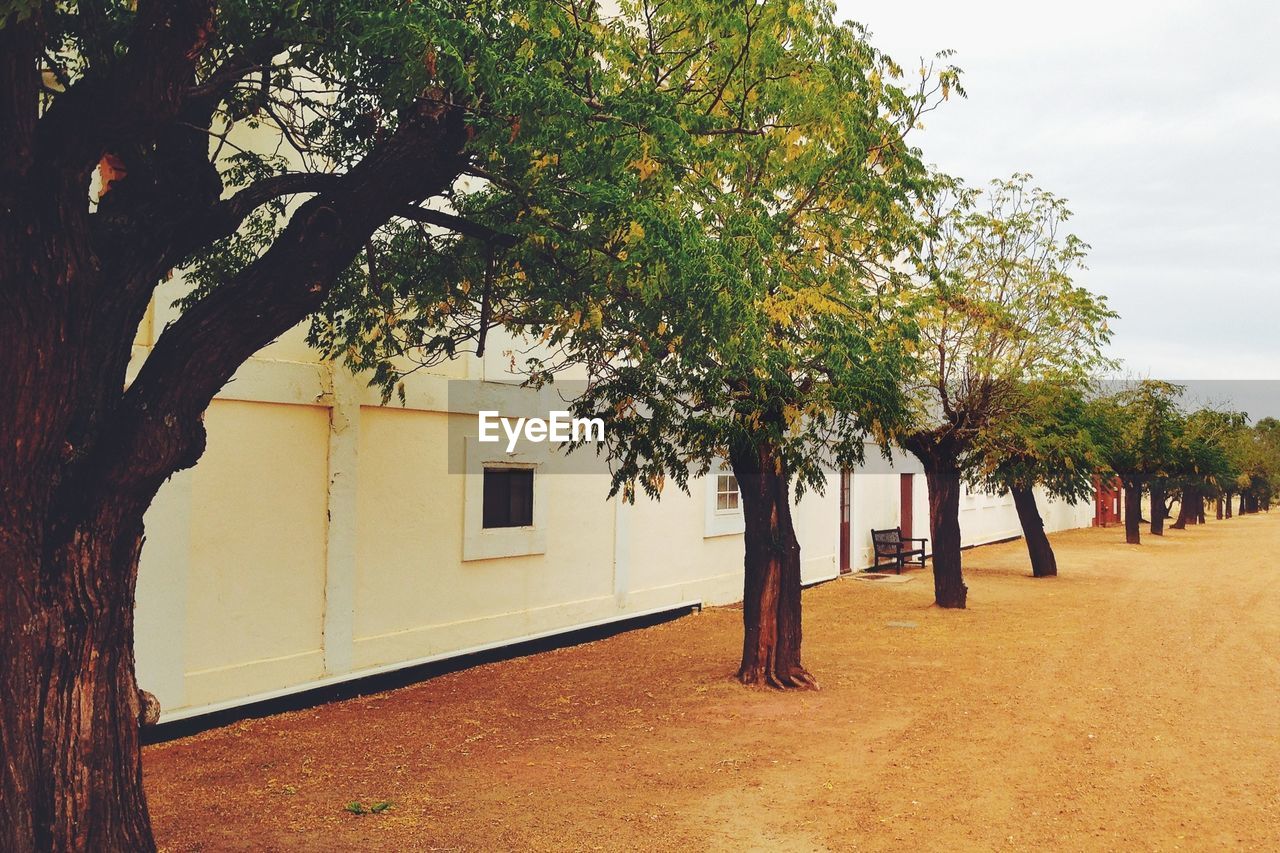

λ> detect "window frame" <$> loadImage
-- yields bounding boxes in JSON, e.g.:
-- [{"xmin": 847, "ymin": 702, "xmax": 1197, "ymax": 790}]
[
  {"xmin": 463, "ymin": 437, "xmax": 548, "ymax": 562},
  {"xmin": 715, "ymin": 472, "xmax": 741, "ymax": 514},
  {"xmin": 704, "ymin": 461, "xmax": 745, "ymax": 538}
]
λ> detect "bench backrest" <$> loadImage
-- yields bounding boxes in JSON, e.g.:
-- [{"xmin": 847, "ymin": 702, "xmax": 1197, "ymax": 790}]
[{"xmin": 871, "ymin": 528, "xmax": 903, "ymax": 553}]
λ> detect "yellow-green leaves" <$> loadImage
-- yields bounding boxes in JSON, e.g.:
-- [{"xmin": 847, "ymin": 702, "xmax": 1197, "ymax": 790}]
[{"xmin": 906, "ymin": 172, "xmax": 1116, "ymax": 493}]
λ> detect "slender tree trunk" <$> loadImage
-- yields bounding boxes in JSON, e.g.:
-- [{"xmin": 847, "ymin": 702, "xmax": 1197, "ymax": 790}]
[
  {"xmin": 1196, "ymin": 493, "xmax": 1206, "ymax": 524},
  {"xmin": 1011, "ymin": 484, "xmax": 1056, "ymax": 577},
  {"xmin": 1240, "ymin": 492, "xmax": 1247, "ymax": 515},
  {"xmin": 904, "ymin": 435, "xmax": 967, "ymax": 608},
  {"xmin": 1123, "ymin": 479, "xmax": 1142, "ymax": 544},
  {"xmin": 1225, "ymin": 491, "xmax": 1233, "ymax": 518},
  {"xmin": 1184, "ymin": 491, "xmax": 1199, "ymax": 525},
  {"xmin": 1215, "ymin": 496, "xmax": 1224, "ymax": 520},
  {"xmin": 729, "ymin": 439, "xmax": 815, "ymax": 689},
  {"xmin": 1171, "ymin": 486, "xmax": 1196, "ymax": 529},
  {"xmin": 1149, "ymin": 480, "xmax": 1166, "ymax": 536}
]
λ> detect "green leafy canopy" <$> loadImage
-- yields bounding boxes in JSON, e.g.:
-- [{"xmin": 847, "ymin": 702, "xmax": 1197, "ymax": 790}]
[
  {"xmin": 314, "ymin": 0, "xmax": 963, "ymax": 500},
  {"xmin": 900, "ymin": 173, "xmax": 1116, "ymax": 486}
]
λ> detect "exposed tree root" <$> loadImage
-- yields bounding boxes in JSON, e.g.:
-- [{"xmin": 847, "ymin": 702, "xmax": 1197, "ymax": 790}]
[{"xmin": 737, "ymin": 663, "xmax": 819, "ymax": 690}]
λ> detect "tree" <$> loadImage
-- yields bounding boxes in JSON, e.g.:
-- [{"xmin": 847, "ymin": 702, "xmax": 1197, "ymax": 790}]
[
  {"xmin": 1090, "ymin": 380, "xmax": 1183, "ymax": 545},
  {"xmin": 969, "ymin": 380, "xmax": 1106, "ymax": 577},
  {"xmin": 1225, "ymin": 416, "xmax": 1280, "ymax": 515},
  {"xmin": 899, "ymin": 175, "xmax": 1113, "ymax": 607},
  {"xmin": 320, "ymin": 0, "xmax": 960, "ymax": 687},
  {"xmin": 1167, "ymin": 408, "xmax": 1239, "ymax": 530},
  {"xmin": 1149, "ymin": 473, "xmax": 1172, "ymax": 534},
  {"xmin": 1249, "ymin": 421, "xmax": 1280, "ymax": 511},
  {"xmin": 0, "ymin": 2, "xmax": 616, "ymax": 848},
  {"xmin": 535, "ymin": 6, "xmax": 956, "ymax": 687}
]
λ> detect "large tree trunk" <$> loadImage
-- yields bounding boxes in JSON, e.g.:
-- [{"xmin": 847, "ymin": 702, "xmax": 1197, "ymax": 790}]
[
  {"xmin": 729, "ymin": 439, "xmax": 815, "ymax": 689},
  {"xmin": 1, "ymin": 507, "xmax": 156, "ymax": 852},
  {"xmin": 1011, "ymin": 484, "xmax": 1057, "ymax": 577},
  {"xmin": 1149, "ymin": 480, "xmax": 1166, "ymax": 536},
  {"xmin": 0, "ymin": 110, "xmax": 159, "ymax": 845},
  {"xmin": 0, "ymin": 182, "xmax": 191, "ymax": 849},
  {"xmin": 0, "ymin": 180, "xmax": 165, "ymax": 847},
  {"xmin": 904, "ymin": 435, "xmax": 967, "ymax": 608},
  {"xmin": 1225, "ymin": 491, "xmax": 1234, "ymax": 518},
  {"xmin": 1215, "ymin": 496, "xmax": 1224, "ymax": 520},
  {"xmin": 1123, "ymin": 479, "xmax": 1143, "ymax": 544}
]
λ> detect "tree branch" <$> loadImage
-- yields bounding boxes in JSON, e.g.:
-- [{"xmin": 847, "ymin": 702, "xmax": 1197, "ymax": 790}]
[
  {"xmin": 398, "ymin": 206, "xmax": 517, "ymax": 247},
  {"xmin": 88, "ymin": 96, "xmax": 472, "ymax": 500}
]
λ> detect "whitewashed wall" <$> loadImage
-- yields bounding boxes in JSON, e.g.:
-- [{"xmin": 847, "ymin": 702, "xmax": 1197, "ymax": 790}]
[{"xmin": 133, "ymin": 336, "xmax": 1091, "ymax": 721}]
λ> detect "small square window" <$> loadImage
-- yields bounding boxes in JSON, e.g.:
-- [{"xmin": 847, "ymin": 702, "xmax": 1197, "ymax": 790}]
[
  {"xmin": 716, "ymin": 473, "xmax": 740, "ymax": 512},
  {"xmin": 483, "ymin": 467, "xmax": 534, "ymax": 528}
]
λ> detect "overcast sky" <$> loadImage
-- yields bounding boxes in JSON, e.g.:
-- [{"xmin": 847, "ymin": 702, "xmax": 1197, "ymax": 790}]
[{"xmin": 841, "ymin": 0, "xmax": 1280, "ymax": 386}]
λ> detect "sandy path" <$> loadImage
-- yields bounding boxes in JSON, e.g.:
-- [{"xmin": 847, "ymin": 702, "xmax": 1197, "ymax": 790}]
[{"xmin": 145, "ymin": 514, "xmax": 1280, "ymax": 851}]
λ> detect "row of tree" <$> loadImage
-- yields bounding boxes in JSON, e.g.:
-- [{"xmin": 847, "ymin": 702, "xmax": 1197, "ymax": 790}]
[
  {"xmin": 0, "ymin": 0, "xmax": 1196, "ymax": 849},
  {"xmin": 1090, "ymin": 381, "xmax": 1280, "ymax": 544},
  {"xmin": 968, "ymin": 376, "xmax": 1280, "ymax": 585}
]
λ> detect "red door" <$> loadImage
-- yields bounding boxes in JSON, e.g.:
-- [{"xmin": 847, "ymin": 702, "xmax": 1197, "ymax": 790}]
[
  {"xmin": 1092, "ymin": 476, "xmax": 1122, "ymax": 527},
  {"xmin": 839, "ymin": 470, "xmax": 851, "ymax": 573},
  {"xmin": 900, "ymin": 473, "xmax": 914, "ymax": 539}
]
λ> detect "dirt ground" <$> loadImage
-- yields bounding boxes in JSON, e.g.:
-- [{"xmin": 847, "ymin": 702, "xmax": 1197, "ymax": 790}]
[{"xmin": 145, "ymin": 514, "xmax": 1280, "ymax": 851}]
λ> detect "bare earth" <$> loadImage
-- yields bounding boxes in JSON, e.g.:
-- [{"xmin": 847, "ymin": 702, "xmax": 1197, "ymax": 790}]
[{"xmin": 145, "ymin": 514, "xmax": 1280, "ymax": 851}]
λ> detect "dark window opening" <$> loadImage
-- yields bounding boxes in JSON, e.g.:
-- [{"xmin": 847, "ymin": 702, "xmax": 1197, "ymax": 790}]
[{"xmin": 483, "ymin": 467, "xmax": 534, "ymax": 528}]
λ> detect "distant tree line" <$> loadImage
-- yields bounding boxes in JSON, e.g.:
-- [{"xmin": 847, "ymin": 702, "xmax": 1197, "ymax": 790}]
[{"xmin": 1088, "ymin": 381, "xmax": 1280, "ymax": 545}]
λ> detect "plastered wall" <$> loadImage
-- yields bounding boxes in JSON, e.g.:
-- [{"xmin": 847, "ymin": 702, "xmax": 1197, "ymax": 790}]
[{"xmin": 133, "ymin": 346, "xmax": 1091, "ymax": 721}]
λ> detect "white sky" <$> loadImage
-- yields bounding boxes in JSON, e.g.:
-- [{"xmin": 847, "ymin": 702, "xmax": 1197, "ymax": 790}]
[{"xmin": 840, "ymin": 0, "xmax": 1280, "ymax": 381}]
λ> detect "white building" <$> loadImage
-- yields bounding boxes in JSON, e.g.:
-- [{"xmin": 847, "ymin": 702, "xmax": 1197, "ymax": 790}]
[{"xmin": 131, "ymin": 310, "xmax": 1093, "ymax": 725}]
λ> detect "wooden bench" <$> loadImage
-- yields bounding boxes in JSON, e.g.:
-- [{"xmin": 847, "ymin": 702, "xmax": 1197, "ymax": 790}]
[{"xmin": 871, "ymin": 528, "xmax": 928, "ymax": 574}]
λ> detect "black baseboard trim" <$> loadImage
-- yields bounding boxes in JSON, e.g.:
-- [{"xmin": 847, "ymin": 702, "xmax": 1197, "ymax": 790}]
[{"xmin": 962, "ymin": 534, "xmax": 1022, "ymax": 550}]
